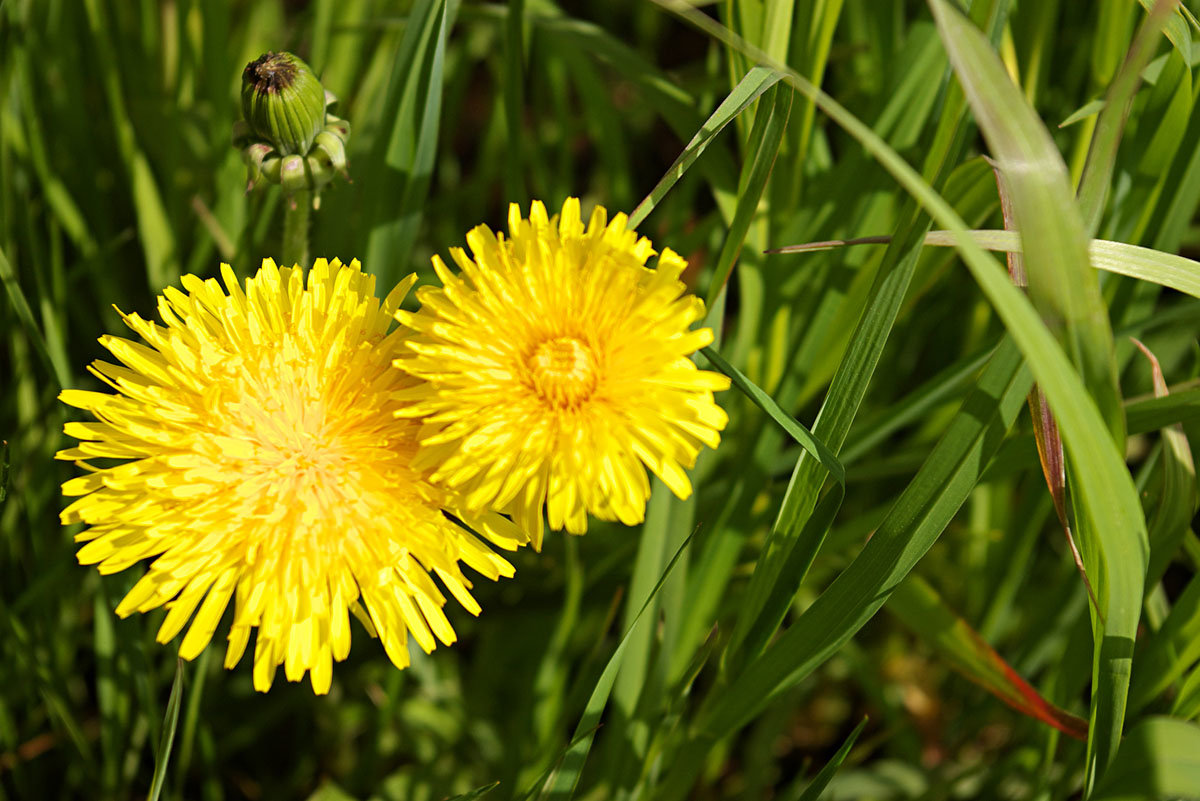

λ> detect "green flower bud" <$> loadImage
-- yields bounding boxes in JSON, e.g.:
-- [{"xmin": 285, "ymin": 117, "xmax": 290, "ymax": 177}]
[{"xmin": 241, "ymin": 52, "xmax": 326, "ymax": 156}]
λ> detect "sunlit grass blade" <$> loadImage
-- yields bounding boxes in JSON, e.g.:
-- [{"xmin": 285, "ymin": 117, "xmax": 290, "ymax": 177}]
[
  {"xmin": 363, "ymin": 0, "xmax": 455, "ymax": 286},
  {"xmin": 929, "ymin": 1, "xmax": 1124, "ymax": 442},
  {"xmin": 629, "ymin": 65, "xmax": 783, "ymax": 229},
  {"xmin": 888, "ymin": 574, "xmax": 1089, "ymax": 740},
  {"xmin": 1131, "ymin": 339, "xmax": 1197, "ymax": 590},
  {"xmin": 146, "ymin": 659, "xmax": 184, "ymax": 801},
  {"xmin": 0, "ymin": 244, "xmax": 69, "ymax": 388},
  {"xmin": 81, "ymin": 0, "xmax": 177, "ymax": 289},
  {"xmin": 1128, "ymin": 572, "xmax": 1200, "ymax": 714},
  {"xmin": 704, "ymin": 83, "xmax": 791, "ymax": 308},
  {"xmin": 929, "ymin": 0, "xmax": 1148, "ymax": 782},
  {"xmin": 651, "ymin": 338, "xmax": 1032, "ymax": 801},
  {"xmin": 1076, "ymin": 0, "xmax": 1180, "ymax": 235},
  {"xmin": 446, "ymin": 781, "xmax": 501, "ymax": 801},
  {"xmin": 1127, "ymin": 387, "xmax": 1200, "ymax": 433}
]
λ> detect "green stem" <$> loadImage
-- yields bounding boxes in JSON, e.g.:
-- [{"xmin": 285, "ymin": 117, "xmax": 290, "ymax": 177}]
[{"xmin": 281, "ymin": 191, "xmax": 311, "ymax": 267}]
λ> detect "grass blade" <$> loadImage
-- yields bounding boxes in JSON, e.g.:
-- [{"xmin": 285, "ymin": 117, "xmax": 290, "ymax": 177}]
[
  {"xmin": 929, "ymin": 0, "xmax": 1148, "ymax": 781},
  {"xmin": 146, "ymin": 658, "xmax": 184, "ymax": 801},
  {"xmin": 363, "ymin": 0, "xmax": 457, "ymax": 286},
  {"xmin": 888, "ymin": 574, "xmax": 1089, "ymax": 740},
  {"xmin": 629, "ymin": 65, "xmax": 783, "ymax": 229},
  {"xmin": 791, "ymin": 716, "xmax": 867, "ymax": 801},
  {"xmin": 1077, "ymin": 0, "xmax": 1180, "ymax": 235},
  {"xmin": 775, "ymin": 230, "xmax": 1200, "ymax": 299},
  {"xmin": 536, "ymin": 526, "xmax": 697, "ymax": 801},
  {"xmin": 703, "ymin": 82, "xmax": 791, "ymax": 307}
]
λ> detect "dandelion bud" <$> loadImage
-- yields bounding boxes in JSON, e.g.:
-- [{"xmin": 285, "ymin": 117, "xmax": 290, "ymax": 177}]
[{"xmin": 241, "ymin": 52, "xmax": 326, "ymax": 156}]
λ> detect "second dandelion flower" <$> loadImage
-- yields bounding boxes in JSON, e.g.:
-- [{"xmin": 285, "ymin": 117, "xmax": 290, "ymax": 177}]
[{"xmin": 396, "ymin": 198, "xmax": 731, "ymax": 546}]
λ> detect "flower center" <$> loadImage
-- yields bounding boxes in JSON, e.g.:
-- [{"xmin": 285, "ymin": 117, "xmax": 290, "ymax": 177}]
[{"xmin": 528, "ymin": 336, "xmax": 598, "ymax": 408}]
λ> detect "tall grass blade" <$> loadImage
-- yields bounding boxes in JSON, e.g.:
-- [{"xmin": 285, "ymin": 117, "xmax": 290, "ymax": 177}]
[
  {"xmin": 364, "ymin": 0, "xmax": 457, "ymax": 286},
  {"xmin": 1077, "ymin": 0, "xmax": 1180, "ymax": 235},
  {"xmin": 146, "ymin": 659, "xmax": 184, "ymax": 801},
  {"xmin": 929, "ymin": 0, "xmax": 1148, "ymax": 781},
  {"xmin": 628, "ymin": 65, "xmax": 783, "ymax": 229}
]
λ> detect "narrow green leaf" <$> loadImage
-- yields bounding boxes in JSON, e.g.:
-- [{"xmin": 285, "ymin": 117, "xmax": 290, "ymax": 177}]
[
  {"xmin": 691, "ymin": 337, "xmax": 1029, "ymax": 743},
  {"xmin": 889, "ymin": 574, "xmax": 1088, "ymax": 739},
  {"xmin": 791, "ymin": 716, "xmax": 868, "ymax": 801},
  {"xmin": 772, "ymin": 230, "xmax": 1200, "ymax": 299},
  {"xmin": 705, "ymin": 83, "xmax": 791, "ymax": 308},
  {"xmin": 446, "ymin": 781, "xmax": 501, "ymax": 801},
  {"xmin": 930, "ymin": 1, "xmax": 1148, "ymax": 781},
  {"xmin": 629, "ymin": 65, "xmax": 783, "ymax": 230},
  {"xmin": 1129, "ymin": 572, "xmax": 1200, "ymax": 713},
  {"xmin": 1077, "ymin": 0, "xmax": 1180, "ymax": 235},
  {"xmin": 0, "ymin": 244, "xmax": 69, "ymax": 388},
  {"xmin": 1133, "ymin": 340, "xmax": 1197, "ymax": 590},
  {"xmin": 146, "ymin": 659, "xmax": 185, "ymax": 801},
  {"xmin": 364, "ymin": 0, "xmax": 457, "ymax": 286},
  {"xmin": 537, "ymin": 527, "xmax": 697, "ymax": 801}
]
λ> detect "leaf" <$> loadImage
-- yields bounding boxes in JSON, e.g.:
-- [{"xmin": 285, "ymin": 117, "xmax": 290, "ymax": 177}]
[
  {"xmin": 146, "ymin": 659, "xmax": 185, "ymax": 801},
  {"xmin": 1091, "ymin": 717, "xmax": 1200, "ymax": 800},
  {"xmin": 535, "ymin": 526, "xmax": 698, "ymax": 801},
  {"xmin": 691, "ymin": 336, "xmax": 1031, "ymax": 752},
  {"xmin": 705, "ymin": 81, "xmax": 792, "ymax": 308},
  {"xmin": 791, "ymin": 717, "xmax": 868, "ymax": 801},
  {"xmin": 1131, "ymin": 339, "xmax": 1197, "ymax": 590},
  {"xmin": 928, "ymin": 1, "xmax": 1147, "ymax": 781},
  {"xmin": 629, "ymin": 65, "xmax": 784, "ymax": 229},
  {"xmin": 888, "ymin": 574, "xmax": 1088, "ymax": 740},
  {"xmin": 771, "ymin": 230, "xmax": 1200, "ymax": 300},
  {"xmin": 1077, "ymin": 0, "xmax": 1182, "ymax": 234},
  {"xmin": 364, "ymin": 0, "xmax": 457, "ymax": 286}
]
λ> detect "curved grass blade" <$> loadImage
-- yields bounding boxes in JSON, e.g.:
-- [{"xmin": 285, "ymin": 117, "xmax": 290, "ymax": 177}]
[
  {"xmin": 1128, "ymin": 387, "xmax": 1200, "ymax": 433},
  {"xmin": 0, "ymin": 244, "xmax": 70, "ymax": 388},
  {"xmin": 888, "ymin": 574, "xmax": 1088, "ymax": 740},
  {"xmin": 629, "ymin": 65, "xmax": 784, "ymax": 229},
  {"xmin": 1173, "ymin": 664, "xmax": 1200, "ymax": 720},
  {"xmin": 1128, "ymin": 572, "xmax": 1200, "ymax": 714},
  {"xmin": 446, "ymin": 781, "xmax": 501, "ymax": 801},
  {"xmin": 690, "ymin": 336, "xmax": 1029, "ymax": 739},
  {"xmin": 929, "ymin": 0, "xmax": 1124, "ymax": 443},
  {"xmin": 701, "ymin": 347, "xmax": 844, "ymax": 485},
  {"xmin": 928, "ymin": 0, "xmax": 1147, "ymax": 781},
  {"xmin": 1131, "ymin": 339, "xmax": 1197, "ymax": 591},
  {"xmin": 147, "ymin": 658, "xmax": 184, "ymax": 801}
]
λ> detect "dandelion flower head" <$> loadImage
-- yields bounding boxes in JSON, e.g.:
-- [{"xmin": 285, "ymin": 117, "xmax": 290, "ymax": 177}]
[
  {"xmin": 59, "ymin": 258, "xmax": 528, "ymax": 694},
  {"xmin": 397, "ymin": 199, "xmax": 730, "ymax": 546}
]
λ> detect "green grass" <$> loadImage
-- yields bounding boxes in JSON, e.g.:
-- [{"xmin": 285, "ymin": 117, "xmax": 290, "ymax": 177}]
[{"xmin": 4, "ymin": 1, "xmax": 1200, "ymax": 799}]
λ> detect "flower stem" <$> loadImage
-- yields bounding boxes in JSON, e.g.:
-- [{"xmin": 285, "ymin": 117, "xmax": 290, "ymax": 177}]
[{"xmin": 282, "ymin": 192, "xmax": 311, "ymax": 267}]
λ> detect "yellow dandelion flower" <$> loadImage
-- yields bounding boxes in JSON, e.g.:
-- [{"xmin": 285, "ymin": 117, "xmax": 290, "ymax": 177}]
[
  {"xmin": 396, "ymin": 199, "xmax": 730, "ymax": 546},
  {"xmin": 58, "ymin": 258, "xmax": 528, "ymax": 694}
]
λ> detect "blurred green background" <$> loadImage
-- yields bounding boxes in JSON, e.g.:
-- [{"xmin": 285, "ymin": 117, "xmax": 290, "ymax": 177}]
[{"xmin": 3, "ymin": 1, "xmax": 1200, "ymax": 799}]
